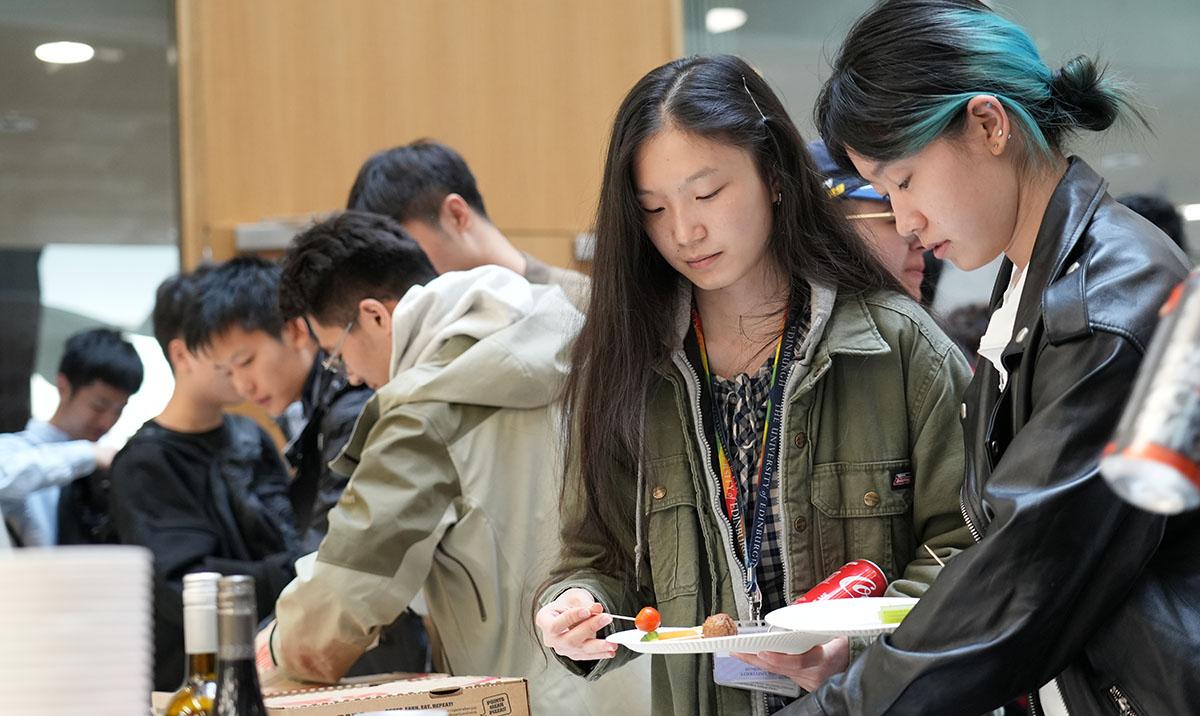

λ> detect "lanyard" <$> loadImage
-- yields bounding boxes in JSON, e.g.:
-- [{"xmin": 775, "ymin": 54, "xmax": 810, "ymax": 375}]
[{"xmin": 692, "ymin": 306, "xmax": 800, "ymax": 614}]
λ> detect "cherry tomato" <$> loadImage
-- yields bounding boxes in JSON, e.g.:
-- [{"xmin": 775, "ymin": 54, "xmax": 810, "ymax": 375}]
[{"xmin": 635, "ymin": 606, "xmax": 661, "ymax": 633}]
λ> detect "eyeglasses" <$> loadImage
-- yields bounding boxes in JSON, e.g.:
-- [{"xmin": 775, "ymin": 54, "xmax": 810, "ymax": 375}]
[
  {"xmin": 845, "ymin": 211, "xmax": 896, "ymax": 221},
  {"xmin": 845, "ymin": 210, "xmax": 921, "ymax": 246},
  {"xmin": 320, "ymin": 318, "xmax": 355, "ymax": 375}
]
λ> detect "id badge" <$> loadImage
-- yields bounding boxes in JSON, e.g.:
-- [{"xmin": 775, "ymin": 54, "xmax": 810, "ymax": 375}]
[{"xmin": 713, "ymin": 652, "xmax": 802, "ymax": 698}]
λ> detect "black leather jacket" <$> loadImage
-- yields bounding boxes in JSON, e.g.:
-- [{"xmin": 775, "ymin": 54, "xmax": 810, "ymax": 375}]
[{"xmin": 790, "ymin": 159, "xmax": 1199, "ymax": 715}]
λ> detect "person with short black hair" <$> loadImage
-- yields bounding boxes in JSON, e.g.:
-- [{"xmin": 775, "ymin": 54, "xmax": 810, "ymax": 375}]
[
  {"xmin": 109, "ymin": 269, "xmax": 301, "ymax": 691},
  {"xmin": 185, "ymin": 255, "xmax": 432, "ymax": 678},
  {"xmin": 58, "ymin": 328, "xmax": 145, "ymax": 398},
  {"xmin": 263, "ymin": 210, "xmax": 647, "ymax": 714},
  {"xmin": 346, "ymin": 139, "xmax": 589, "ymax": 308},
  {"xmin": 277, "ymin": 212, "xmax": 437, "ymax": 355},
  {"xmin": 184, "ymin": 257, "xmax": 371, "ymax": 551},
  {"xmin": 0, "ymin": 328, "xmax": 143, "ymax": 547},
  {"xmin": 1117, "ymin": 192, "xmax": 1188, "ymax": 252}
]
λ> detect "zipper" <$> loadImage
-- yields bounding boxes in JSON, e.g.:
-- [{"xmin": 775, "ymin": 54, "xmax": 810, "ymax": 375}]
[
  {"xmin": 1108, "ymin": 685, "xmax": 1138, "ymax": 716},
  {"xmin": 673, "ymin": 353, "xmax": 752, "ymax": 622},
  {"xmin": 774, "ymin": 360, "xmax": 810, "ymax": 607},
  {"xmin": 437, "ymin": 544, "xmax": 487, "ymax": 622},
  {"xmin": 677, "ymin": 353, "xmax": 810, "ymax": 716},
  {"xmin": 960, "ymin": 494, "xmax": 983, "ymax": 543}
]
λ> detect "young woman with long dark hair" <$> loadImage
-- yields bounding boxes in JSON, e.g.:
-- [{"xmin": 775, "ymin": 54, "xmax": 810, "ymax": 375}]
[
  {"xmin": 534, "ymin": 54, "xmax": 974, "ymax": 715},
  {"xmin": 787, "ymin": 1, "xmax": 1197, "ymax": 714}
]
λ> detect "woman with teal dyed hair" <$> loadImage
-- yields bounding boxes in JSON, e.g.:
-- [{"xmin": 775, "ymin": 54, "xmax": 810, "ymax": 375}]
[{"xmin": 786, "ymin": 0, "xmax": 1199, "ymax": 714}]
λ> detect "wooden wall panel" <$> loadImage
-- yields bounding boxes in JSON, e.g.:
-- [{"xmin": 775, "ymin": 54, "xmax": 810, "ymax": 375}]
[{"xmin": 177, "ymin": 0, "xmax": 681, "ymax": 269}]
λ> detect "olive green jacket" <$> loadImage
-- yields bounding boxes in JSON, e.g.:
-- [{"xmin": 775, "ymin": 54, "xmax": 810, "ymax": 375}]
[{"xmin": 544, "ymin": 289, "xmax": 974, "ymax": 716}]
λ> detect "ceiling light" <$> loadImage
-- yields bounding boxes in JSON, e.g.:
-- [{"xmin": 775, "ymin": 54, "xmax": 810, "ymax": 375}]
[
  {"xmin": 706, "ymin": 7, "xmax": 748, "ymax": 34},
  {"xmin": 35, "ymin": 41, "xmax": 95, "ymax": 65},
  {"xmin": 1181, "ymin": 204, "xmax": 1200, "ymax": 222}
]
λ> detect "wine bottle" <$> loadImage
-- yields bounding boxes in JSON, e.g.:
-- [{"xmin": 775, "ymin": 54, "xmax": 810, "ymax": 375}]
[
  {"xmin": 213, "ymin": 575, "xmax": 268, "ymax": 716},
  {"xmin": 165, "ymin": 572, "xmax": 222, "ymax": 716}
]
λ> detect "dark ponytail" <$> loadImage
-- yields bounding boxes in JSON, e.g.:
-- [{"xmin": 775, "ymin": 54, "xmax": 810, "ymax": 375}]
[{"xmin": 1049, "ymin": 55, "xmax": 1128, "ymax": 134}]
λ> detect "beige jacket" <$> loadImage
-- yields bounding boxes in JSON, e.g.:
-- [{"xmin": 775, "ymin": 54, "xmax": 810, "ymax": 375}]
[{"xmin": 270, "ymin": 265, "xmax": 649, "ymax": 714}]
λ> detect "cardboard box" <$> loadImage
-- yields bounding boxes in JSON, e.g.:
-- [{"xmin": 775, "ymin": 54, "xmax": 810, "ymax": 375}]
[{"xmin": 261, "ymin": 673, "xmax": 530, "ymax": 716}]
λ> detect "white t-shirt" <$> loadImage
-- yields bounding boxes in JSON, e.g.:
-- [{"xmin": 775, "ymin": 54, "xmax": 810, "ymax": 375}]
[{"xmin": 977, "ymin": 266, "xmax": 1029, "ymax": 391}]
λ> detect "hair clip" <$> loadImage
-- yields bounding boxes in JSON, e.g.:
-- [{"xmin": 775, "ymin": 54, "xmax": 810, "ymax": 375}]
[{"xmin": 741, "ymin": 74, "xmax": 767, "ymax": 123}]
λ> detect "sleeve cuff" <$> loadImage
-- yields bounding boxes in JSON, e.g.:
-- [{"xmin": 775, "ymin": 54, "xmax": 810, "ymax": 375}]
[{"xmin": 63, "ymin": 441, "xmax": 98, "ymax": 480}]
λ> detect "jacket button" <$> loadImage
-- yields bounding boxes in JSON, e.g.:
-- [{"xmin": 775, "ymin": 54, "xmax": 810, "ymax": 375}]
[
  {"xmin": 1015, "ymin": 327, "xmax": 1029, "ymax": 343},
  {"xmin": 960, "ymin": 403, "xmax": 967, "ymax": 420},
  {"xmin": 792, "ymin": 516, "xmax": 808, "ymax": 533},
  {"xmin": 793, "ymin": 432, "xmax": 807, "ymax": 449},
  {"xmin": 652, "ymin": 486, "xmax": 667, "ymax": 500},
  {"xmin": 863, "ymin": 491, "xmax": 881, "ymax": 508},
  {"xmin": 989, "ymin": 440, "xmax": 1000, "ymax": 454}
]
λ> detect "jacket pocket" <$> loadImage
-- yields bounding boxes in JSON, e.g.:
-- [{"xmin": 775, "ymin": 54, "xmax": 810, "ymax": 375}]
[
  {"xmin": 644, "ymin": 455, "xmax": 701, "ymax": 601},
  {"xmin": 810, "ymin": 460, "xmax": 915, "ymax": 581}
]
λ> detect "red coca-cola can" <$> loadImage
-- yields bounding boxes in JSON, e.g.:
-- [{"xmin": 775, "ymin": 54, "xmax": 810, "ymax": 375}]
[{"xmin": 793, "ymin": 560, "xmax": 887, "ymax": 603}]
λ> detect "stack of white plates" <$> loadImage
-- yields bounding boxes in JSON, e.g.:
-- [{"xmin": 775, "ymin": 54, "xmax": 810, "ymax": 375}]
[{"xmin": 0, "ymin": 546, "xmax": 153, "ymax": 714}]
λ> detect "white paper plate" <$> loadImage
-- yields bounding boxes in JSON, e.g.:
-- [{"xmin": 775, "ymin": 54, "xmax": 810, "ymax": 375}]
[
  {"xmin": 607, "ymin": 622, "xmax": 830, "ymax": 655},
  {"xmin": 764, "ymin": 597, "xmax": 918, "ymax": 637}
]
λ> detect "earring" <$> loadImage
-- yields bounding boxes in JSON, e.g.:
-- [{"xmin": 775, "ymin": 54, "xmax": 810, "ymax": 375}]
[{"xmin": 774, "ymin": 192, "xmax": 782, "ymax": 205}]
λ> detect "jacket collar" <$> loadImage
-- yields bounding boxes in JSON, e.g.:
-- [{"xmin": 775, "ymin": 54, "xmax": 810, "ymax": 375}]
[
  {"xmin": 23, "ymin": 418, "xmax": 69, "ymax": 443},
  {"xmin": 998, "ymin": 157, "xmax": 1108, "ymax": 363},
  {"xmin": 302, "ymin": 354, "xmax": 356, "ymax": 418},
  {"xmin": 814, "ymin": 293, "xmax": 892, "ymax": 361},
  {"xmin": 659, "ymin": 279, "xmax": 890, "ymax": 374}
]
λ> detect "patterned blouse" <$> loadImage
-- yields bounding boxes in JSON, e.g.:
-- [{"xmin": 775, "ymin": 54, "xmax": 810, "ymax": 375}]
[{"xmin": 712, "ymin": 359, "xmax": 787, "ymax": 616}]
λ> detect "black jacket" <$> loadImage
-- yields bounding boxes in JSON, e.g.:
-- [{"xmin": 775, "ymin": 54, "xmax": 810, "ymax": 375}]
[
  {"xmin": 284, "ymin": 361, "xmax": 371, "ymax": 552},
  {"xmin": 56, "ymin": 467, "xmax": 118, "ymax": 545},
  {"xmin": 110, "ymin": 414, "xmax": 301, "ymax": 690},
  {"xmin": 794, "ymin": 159, "xmax": 1199, "ymax": 715}
]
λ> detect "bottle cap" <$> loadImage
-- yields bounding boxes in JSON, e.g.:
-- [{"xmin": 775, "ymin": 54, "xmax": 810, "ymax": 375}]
[
  {"xmin": 182, "ymin": 571, "xmax": 221, "ymax": 608},
  {"xmin": 217, "ymin": 575, "xmax": 257, "ymax": 615}
]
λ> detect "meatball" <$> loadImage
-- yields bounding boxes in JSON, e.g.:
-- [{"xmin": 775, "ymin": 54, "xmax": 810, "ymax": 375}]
[{"xmin": 702, "ymin": 613, "xmax": 738, "ymax": 637}]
